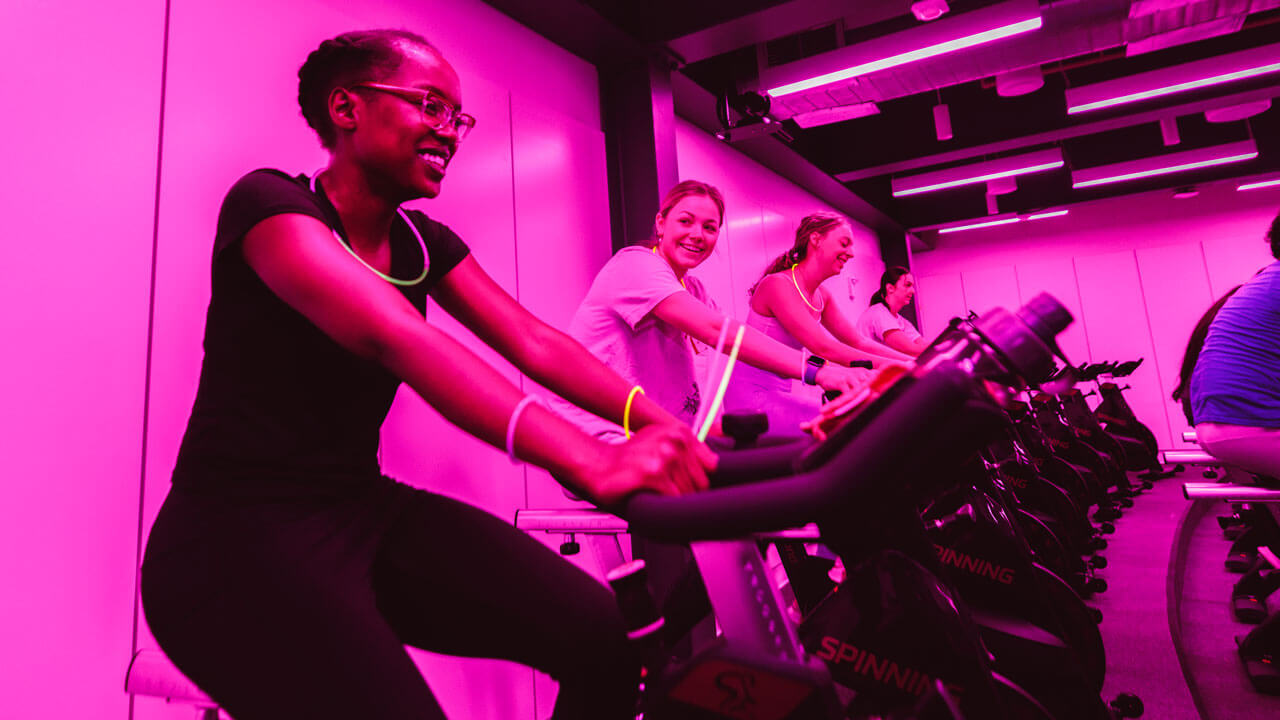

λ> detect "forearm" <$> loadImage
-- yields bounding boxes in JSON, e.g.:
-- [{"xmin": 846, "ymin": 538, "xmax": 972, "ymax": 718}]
[
  {"xmin": 845, "ymin": 335, "xmax": 914, "ymax": 364},
  {"xmin": 735, "ymin": 324, "xmax": 806, "ymax": 380},
  {"xmin": 514, "ymin": 324, "xmax": 680, "ymax": 430},
  {"xmin": 884, "ymin": 331, "xmax": 928, "ymax": 356},
  {"xmin": 375, "ymin": 320, "xmax": 606, "ymax": 493},
  {"xmin": 805, "ymin": 336, "xmax": 899, "ymax": 368}
]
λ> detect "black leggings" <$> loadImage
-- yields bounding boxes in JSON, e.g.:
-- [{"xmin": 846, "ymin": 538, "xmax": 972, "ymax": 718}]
[{"xmin": 141, "ymin": 477, "xmax": 638, "ymax": 719}]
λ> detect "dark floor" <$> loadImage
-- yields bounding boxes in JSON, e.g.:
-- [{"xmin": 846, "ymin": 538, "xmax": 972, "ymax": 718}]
[
  {"xmin": 1095, "ymin": 475, "xmax": 1199, "ymax": 718},
  {"xmin": 1176, "ymin": 497, "xmax": 1280, "ymax": 720}
]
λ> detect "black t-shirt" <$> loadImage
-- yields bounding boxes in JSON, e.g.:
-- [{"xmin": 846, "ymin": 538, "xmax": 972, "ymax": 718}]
[{"xmin": 173, "ymin": 169, "xmax": 470, "ymax": 491}]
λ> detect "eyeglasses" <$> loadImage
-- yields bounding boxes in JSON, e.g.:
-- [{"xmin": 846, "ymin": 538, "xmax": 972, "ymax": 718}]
[{"xmin": 353, "ymin": 82, "xmax": 477, "ymax": 141}]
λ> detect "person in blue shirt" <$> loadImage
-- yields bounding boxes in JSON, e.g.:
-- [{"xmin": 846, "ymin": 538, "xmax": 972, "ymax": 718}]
[{"xmin": 1191, "ymin": 212, "xmax": 1280, "ymax": 478}]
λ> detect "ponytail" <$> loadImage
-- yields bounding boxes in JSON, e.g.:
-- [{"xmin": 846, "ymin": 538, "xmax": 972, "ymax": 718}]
[
  {"xmin": 750, "ymin": 212, "xmax": 848, "ymax": 296},
  {"xmin": 871, "ymin": 266, "xmax": 911, "ymax": 306}
]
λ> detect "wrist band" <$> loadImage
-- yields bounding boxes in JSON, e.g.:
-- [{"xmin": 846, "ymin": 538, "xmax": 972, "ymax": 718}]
[
  {"xmin": 803, "ymin": 355, "xmax": 826, "ymax": 385},
  {"xmin": 623, "ymin": 385, "xmax": 645, "ymax": 439},
  {"xmin": 506, "ymin": 395, "xmax": 541, "ymax": 464}
]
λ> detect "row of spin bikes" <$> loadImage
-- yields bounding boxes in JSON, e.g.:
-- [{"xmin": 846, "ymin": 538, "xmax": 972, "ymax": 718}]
[{"xmin": 524, "ymin": 294, "xmax": 1188, "ymax": 719}]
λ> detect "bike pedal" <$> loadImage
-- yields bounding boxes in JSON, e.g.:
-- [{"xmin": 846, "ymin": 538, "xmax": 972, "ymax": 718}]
[
  {"xmin": 1232, "ymin": 595, "xmax": 1268, "ymax": 624},
  {"xmin": 1227, "ymin": 550, "xmax": 1257, "ymax": 573}
]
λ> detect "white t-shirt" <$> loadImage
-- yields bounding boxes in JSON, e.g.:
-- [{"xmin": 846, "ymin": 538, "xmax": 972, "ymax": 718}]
[
  {"xmin": 856, "ymin": 302, "xmax": 922, "ymax": 349},
  {"xmin": 553, "ymin": 246, "xmax": 716, "ymax": 441}
]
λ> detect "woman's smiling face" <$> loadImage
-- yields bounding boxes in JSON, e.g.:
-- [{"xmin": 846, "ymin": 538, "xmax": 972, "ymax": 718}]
[{"xmin": 654, "ymin": 194, "xmax": 722, "ymax": 272}]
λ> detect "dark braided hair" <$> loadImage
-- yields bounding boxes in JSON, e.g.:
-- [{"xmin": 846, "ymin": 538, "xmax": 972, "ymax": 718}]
[
  {"xmin": 298, "ymin": 29, "xmax": 438, "ymax": 149},
  {"xmin": 870, "ymin": 266, "xmax": 911, "ymax": 307},
  {"xmin": 750, "ymin": 212, "xmax": 847, "ymax": 296}
]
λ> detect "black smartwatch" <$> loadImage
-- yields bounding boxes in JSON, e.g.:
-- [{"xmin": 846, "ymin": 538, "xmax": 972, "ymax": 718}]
[{"xmin": 803, "ymin": 355, "xmax": 826, "ymax": 385}]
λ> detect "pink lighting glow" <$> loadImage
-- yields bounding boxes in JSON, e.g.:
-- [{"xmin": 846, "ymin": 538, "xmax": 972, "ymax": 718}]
[
  {"xmin": 892, "ymin": 148, "xmax": 1063, "ymax": 197},
  {"xmin": 1066, "ymin": 43, "xmax": 1280, "ymax": 114},
  {"xmin": 763, "ymin": 0, "xmax": 1042, "ymax": 98},
  {"xmin": 915, "ymin": 206, "xmax": 1071, "ymax": 235},
  {"xmin": 1026, "ymin": 209, "xmax": 1069, "ymax": 221},
  {"xmin": 1238, "ymin": 178, "xmax": 1280, "ymax": 191},
  {"xmin": 1071, "ymin": 140, "xmax": 1258, "ymax": 189},
  {"xmin": 938, "ymin": 216, "xmax": 1023, "ymax": 234}
]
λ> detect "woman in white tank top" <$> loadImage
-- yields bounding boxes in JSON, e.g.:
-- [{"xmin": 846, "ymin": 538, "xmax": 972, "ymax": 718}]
[{"xmin": 724, "ymin": 213, "xmax": 910, "ymax": 434}]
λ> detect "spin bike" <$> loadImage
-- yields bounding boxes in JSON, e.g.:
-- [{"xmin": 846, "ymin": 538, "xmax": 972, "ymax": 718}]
[{"xmin": 521, "ymin": 294, "xmax": 1134, "ymax": 718}]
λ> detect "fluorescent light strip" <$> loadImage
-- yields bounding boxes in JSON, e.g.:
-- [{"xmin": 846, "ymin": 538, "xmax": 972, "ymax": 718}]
[
  {"xmin": 938, "ymin": 216, "xmax": 1023, "ymax": 234},
  {"xmin": 892, "ymin": 148, "xmax": 1064, "ymax": 197},
  {"xmin": 1073, "ymin": 151, "xmax": 1257, "ymax": 188},
  {"xmin": 1066, "ymin": 42, "xmax": 1280, "ymax": 114},
  {"xmin": 1238, "ymin": 178, "xmax": 1280, "ymax": 191},
  {"xmin": 766, "ymin": 15, "xmax": 1041, "ymax": 97},
  {"xmin": 895, "ymin": 159, "xmax": 1062, "ymax": 197},
  {"xmin": 1070, "ymin": 63, "xmax": 1280, "ymax": 114},
  {"xmin": 1025, "ymin": 209, "xmax": 1069, "ymax": 220}
]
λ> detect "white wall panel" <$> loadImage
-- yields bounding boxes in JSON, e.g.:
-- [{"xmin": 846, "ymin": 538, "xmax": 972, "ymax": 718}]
[
  {"xmin": 914, "ymin": 273, "xmax": 967, "ymax": 338},
  {"xmin": 1014, "ymin": 259, "xmax": 1091, "ymax": 363},
  {"xmin": 961, "ymin": 265, "xmax": 1021, "ymax": 318},
  {"xmin": 1073, "ymin": 251, "xmax": 1171, "ymax": 448},
  {"xmin": 913, "ymin": 184, "xmax": 1280, "ymax": 449},
  {"xmin": 1202, "ymin": 228, "xmax": 1277, "ymax": 298},
  {"xmin": 1134, "ymin": 243, "xmax": 1215, "ymax": 449},
  {"xmin": 136, "ymin": 1, "xmax": 611, "ymax": 718},
  {"xmin": 0, "ymin": 2, "xmax": 164, "ymax": 718}
]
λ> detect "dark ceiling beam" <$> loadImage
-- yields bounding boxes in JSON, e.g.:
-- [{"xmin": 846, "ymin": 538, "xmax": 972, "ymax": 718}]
[
  {"xmin": 602, "ymin": 58, "xmax": 681, "ymax": 251},
  {"xmin": 483, "ymin": 0, "xmax": 680, "ymax": 251},
  {"xmin": 665, "ymin": 0, "xmax": 906, "ymax": 65},
  {"xmin": 835, "ymin": 82, "xmax": 1280, "ymax": 182},
  {"xmin": 672, "ymin": 73, "xmax": 903, "ymax": 237},
  {"xmin": 480, "ymin": 0, "xmax": 647, "ymax": 65}
]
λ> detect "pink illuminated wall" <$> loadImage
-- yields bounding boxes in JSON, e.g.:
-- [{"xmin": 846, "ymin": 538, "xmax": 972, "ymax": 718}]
[
  {"xmin": 136, "ymin": 2, "xmax": 612, "ymax": 719},
  {"xmin": 2, "ymin": 0, "xmax": 607, "ymax": 718},
  {"xmin": 5, "ymin": 2, "xmax": 889, "ymax": 717},
  {"xmin": 912, "ymin": 183, "xmax": 1278, "ymax": 450},
  {"xmin": 0, "ymin": 2, "xmax": 164, "ymax": 718}
]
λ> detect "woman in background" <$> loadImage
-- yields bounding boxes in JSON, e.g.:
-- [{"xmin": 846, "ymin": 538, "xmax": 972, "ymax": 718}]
[
  {"xmin": 557, "ymin": 184, "xmax": 866, "ymax": 441},
  {"xmin": 141, "ymin": 29, "xmax": 713, "ymax": 720},
  {"xmin": 857, "ymin": 266, "xmax": 929, "ymax": 356},
  {"xmin": 1191, "ymin": 213, "xmax": 1280, "ymax": 477},
  {"xmin": 558, "ymin": 183, "xmax": 867, "ymax": 652},
  {"xmin": 723, "ymin": 212, "xmax": 908, "ymax": 434}
]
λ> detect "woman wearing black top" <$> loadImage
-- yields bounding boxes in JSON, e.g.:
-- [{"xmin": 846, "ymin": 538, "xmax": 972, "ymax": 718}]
[{"xmin": 141, "ymin": 29, "xmax": 712, "ymax": 720}]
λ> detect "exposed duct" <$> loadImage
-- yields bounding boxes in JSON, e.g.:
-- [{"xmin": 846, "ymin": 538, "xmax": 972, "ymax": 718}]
[{"xmin": 756, "ymin": 0, "xmax": 1280, "ymax": 121}]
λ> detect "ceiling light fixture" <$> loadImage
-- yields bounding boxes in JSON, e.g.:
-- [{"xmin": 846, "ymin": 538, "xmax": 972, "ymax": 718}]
[
  {"xmin": 1025, "ymin": 209, "xmax": 1069, "ymax": 221},
  {"xmin": 1238, "ymin": 177, "xmax": 1280, "ymax": 191},
  {"xmin": 791, "ymin": 102, "xmax": 880, "ymax": 128},
  {"xmin": 938, "ymin": 215, "xmax": 1022, "ymax": 234},
  {"xmin": 919, "ymin": 208, "xmax": 1069, "ymax": 235},
  {"xmin": 1205, "ymin": 99, "xmax": 1272, "ymax": 123},
  {"xmin": 763, "ymin": 0, "xmax": 1041, "ymax": 98},
  {"xmin": 911, "ymin": 0, "xmax": 950, "ymax": 22},
  {"xmin": 933, "ymin": 103, "xmax": 953, "ymax": 141},
  {"xmin": 1065, "ymin": 42, "xmax": 1280, "ymax": 114},
  {"xmin": 995, "ymin": 66, "xmax": 1044, "ymax": 97},
  {"xmin": 892, "ymin": 148, "xmax": 1063, "ymax": 197},
  {"xmin": 1071, "ymin": 140, "xmax": 1258, "ymax": 189}
]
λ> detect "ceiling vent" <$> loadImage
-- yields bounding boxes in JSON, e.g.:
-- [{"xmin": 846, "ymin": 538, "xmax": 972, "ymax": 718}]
[{"xmin": 1124, "ymin": 0, "xmax": 1280, "ymax": 56}]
